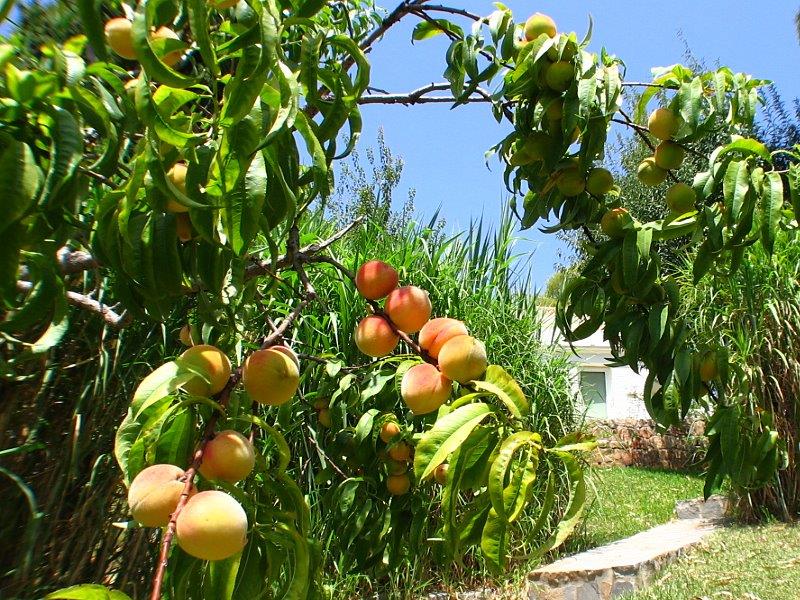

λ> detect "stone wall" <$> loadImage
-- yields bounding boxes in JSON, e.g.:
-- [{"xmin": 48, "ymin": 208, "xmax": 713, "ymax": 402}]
[{"xmin": 588, "ymin": 418, "xmax": 706, "ymax": 470}]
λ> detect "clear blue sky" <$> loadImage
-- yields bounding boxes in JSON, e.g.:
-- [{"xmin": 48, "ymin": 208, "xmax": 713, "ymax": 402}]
[{"xmin": 355, "ymin": 1, "xmax": 800, "ymax": 289}]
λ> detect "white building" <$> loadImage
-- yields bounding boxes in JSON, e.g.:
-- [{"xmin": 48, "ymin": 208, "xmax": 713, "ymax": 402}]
[{"xmin": 539, "ymin": 307, "xmax": 650, "ymax": 420}]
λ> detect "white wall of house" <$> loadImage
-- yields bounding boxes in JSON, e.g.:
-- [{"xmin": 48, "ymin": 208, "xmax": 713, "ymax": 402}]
[{"xmin": 539, "ymin": 308, "xmax": 650, "ymax": 420}]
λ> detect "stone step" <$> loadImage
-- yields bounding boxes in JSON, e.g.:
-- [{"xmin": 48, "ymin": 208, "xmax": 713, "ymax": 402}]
[{"xmin": 528, "ymin": 517, "xmax": 721, "ymax": 600}]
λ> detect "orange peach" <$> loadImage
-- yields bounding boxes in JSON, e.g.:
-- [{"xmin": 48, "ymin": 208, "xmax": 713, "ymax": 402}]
[
  {"xmin": 354, "ymin": 315, "xmax": 399, "ymax": 357},
  {"xmin": 400, "ymin": 363, "xmax": 452, "ymax": 415},
  {"xmin": 175, "ymin": 490, "xmax": 248, "ymax": 561},
  {"xmin": 418, "ymin": 317, "xmax": 469, "ymax": 359},
  {"xmin": 199, "ymin": 430, "xmax": 255, "ymax": 483},
  {"xmin": 180, "ymin": 344, "xmax": 232, "ymax": 397},
  {"xmin": 380, "ymin": 421, "xmax": 401, "ymax": 443},
  {"xmin": 242, "ymin": 347, "xmax": 300, "ymax": 406},
  {"xmin": 386, "ymin": 473, "xmax": 411, "ymax": 495},
  {"xmin": 355, "ymin": 260, "xmax": 399, "ymax": 300},
  {"xmin": 438, "ymin": 335, "xmax": 488, "ymax": 383},
  {"xmin": 385, "ymin": 286, "xmax": 432, "ymax": 333},
  {"xmin": 434, "ymin": 463, "xmax": 449, "ymax": 485},
  {"xmin": 105, "ymin": 18, "xmax": 136, "ymax": 60},
  {"xmin": 270, "ymin": 344, "xmax": 300, "ymax": 368},
  {"xmin": 152, "ymin": 26, "xmax": 183, "ymax": 66},
  {"xmin": 388, "ymin": 441, "xmax": 411, "ymax": 463},
  {"xmin": 128, "ymin": 464, "xmax": 192, "ymax": 527}
]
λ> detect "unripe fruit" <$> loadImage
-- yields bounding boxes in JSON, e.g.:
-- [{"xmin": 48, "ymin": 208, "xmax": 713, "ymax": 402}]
[
  {"xmin": 600, "ymin": 208, "xmax": 633, "ymax": 239},
  {"xmin": 654, "ymin": 141, "xmax": 686, "ymax": 170},
  {"xmin": 545, "ymin": 99, "xmax": 563, "ymax": 121},
  {"xmin": 387, "ymin": 474, "xmax": 411, "ymax": 496},
  {"xmin": 637, "ymin": 157, "xmax": 667, "ymax": 187},
  {"xmin": 586, "ymin": 168, "xmax": 614, "ymax": 196},
  {"xmin": 355, "ymin": 260, "xmax": 399, "ymax": 300},
  {"xmin": 210, "ymin": 0, "xmax": 238, "ymax": 9},
  {"xmin": 385, "ymin": 286, "xmax": 432, "ymax": 334},
  {"xmin": 388, "ymin": 441, "xmax": 411, "ymax": 462},
  {"xmin": 105, "ymin": 18, "xmax": 136, "ymax": 60},
  {"xmin": 418, "ymin": 317, "xmax": 469, "ymax": 359},
  {"xmin": 666, "ymin": 183, "xmax": 697, "ymax": 214},
  {"xmin": 242, "ymin": 347, "xmax": 300, "ymax": 406},
  {"xmin": 699, "ymin": 352, "xmax": 718, "ymax": 382},
  {"xmin": 556, "ymin": 166, "xmax": 586, "ymax": 197},
  {"xmin": 524, "ymin": 13, "xmax": 557, "ymax": 41},
  {"xmin": 380, "ymin": 421, "xmax": 401, "ymax": 443},
  {"xmin": 152, "ymin": 27, "xmax": 183, "ymax": 66},
  {"xmin": 180, "ymin": 344, "xmax": 232, "ymax": 397},
  {"xmin": 176, "ymin": 213, "xmax": 193, "ymax": 242},
  {"xmin": 318, "ymin": 408, "xmax": 332, "ymax": 428},
  {"xmin": 648, "ymin": 108, "xmax": 680, "ymax": 141},
  {"xmin": 509, "ymin": 132, "xmax": 552, "ymax": 167},
  {"xmin": 401, "ymin": 363, "xmax": 452, "ymax": 415},
  {"xmin": 354, "ymin": 315, "xmax": 399, "ymax": 357},
  {"xmin": 438, "ymin": 335, "xmax": 488, "ymax": 384},
  {"xmin": 199, "ymin": 430, "xmax": 255, "ymax": 483},
  {"xmin": 128, "ymin": 464, "xmax": 192, "ymax": 527},
  {"xmin": 434, "ymin": 463, "xmax": 449, "ymax": 485},
  {"xmin": 545, "ymin": 61, "xmax": 573, "ymax": 92},
  {"xmin": 166, "ymin": 162, "xmax": 189, "ymax": 213},
  {"xmin": 386, "ymin": 460, "xmax": 407, "ymax": 475},
  {"xmin": 176, "ymin": 490, "xmax": 248, "ymax": 561},
  {"xmin": 546, "ymin": 36, "xmax": 577, "ymax": 62}
]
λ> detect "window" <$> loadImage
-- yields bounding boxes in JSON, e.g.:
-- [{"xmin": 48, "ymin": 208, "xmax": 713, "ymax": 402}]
[{"xmin": 580, "ymin": 370, "xmax": 607, "ymax": 418}]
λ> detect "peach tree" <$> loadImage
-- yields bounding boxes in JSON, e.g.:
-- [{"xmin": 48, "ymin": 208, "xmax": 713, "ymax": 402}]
[{"xmin": 0, "ymin": 0, "xmax": 795, "ymax": 598}]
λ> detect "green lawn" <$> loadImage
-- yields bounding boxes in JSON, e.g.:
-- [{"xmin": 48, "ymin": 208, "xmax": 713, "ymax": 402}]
[
  {"xmin": 568, "ymin": 466, "xmax": 704, "ymax": 552},
  {"xmin": 623, "ymin": 523, "xmax": 800, "ymax": 600}
]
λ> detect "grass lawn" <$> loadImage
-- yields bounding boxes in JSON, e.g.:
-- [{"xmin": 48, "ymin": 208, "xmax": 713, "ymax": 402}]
[
  {"xmin": 623, "ymin": 522, "xmax": 800, "ymax": 599},
  {"xmin": 567, "ymin": 466, "xmax": 704, "ymax": 552}
]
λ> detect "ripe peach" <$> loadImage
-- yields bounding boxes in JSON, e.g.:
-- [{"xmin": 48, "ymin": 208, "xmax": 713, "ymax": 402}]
[
  {"xmin": 318, "ymin": 408, "xmax": 332, "ymax": 428},
  {"xmin": 128, "ymin": 464, "xmax": 192, "ymax": 527},
  {"xmin": 354, "ymin": 315, "xmax": 399, "ymax": 357},
  {"xmin": 313, "ymin": 398, "xmax": 329, "ymax": 410},
  {"xmin": 388, "ymin": 441, "xmax": 411, "ymax": 463},
  {"xmin": 152, "ymin": 26, "xmax": 183, "ymax": 66},
  {"xmin": 401, "ymin": 363, "xmax": 452, "ymax": 415},
  {"xmin": 699, "ymin": 352, "xmax": 718, "ymax": 382},
  {"xmin": 586, "ymin": 168, "xmax": 614, "ymax": 196},
  {"xmin": 180, "ymin": 344, "xmax": 232, "ymax": 397},
  {"xmin": 386, "ymin": 460, "xmax": 407, "ymax": 475},
  {"xmin": 666, "ymin": 183, "xmax": 697, "ymax": 214},
  {"xmin": 105, "ymin": 18, "xmax": 136, "ymax": 60},
  {"xmin": 600, "ymin": 208, "xmax": 633, "ymax": 239},
  {"xmin": 166, "ymin": 162, "xmax": 188, "ymax": 213},
  {"xmin": 637, "ymin": 157, "xmax": 667, "ymax": 187},
  {"xmin": 355, "ymin": 260, "xmax": 399, "ymax": 300},
  {"xmin": 418, "ymin": 318, "xmax": 469, "ymax": 359},
  {"xmin": 380, "ymin": 421, "xmax": 401, "ymax": 443},
  {"xmin": 386, "ymin": 474, "xmax": 411, "ymax": 496},
  {"xmin": 270, "ymin": 344, "xmax": 300, "ymax": 369},
  {"xmin": 199, "ymin": 430, "xmax": 255, "ymax": 483},
  {"xmin": 178, "ymin": 323, "xmax": 197, "ymax": 346},
  {"xmin": 556, "ymin": 166, "xmax": 586, "ymax": 197},
  {"xmin": 175, "ymin": 490, "xmax": 248, "ymax": 561},
  {"xmin": 242, "ymin": 347, "xmax": 300, "ymax": 406},
  {"xmin": 438, "ymin": 335, "xmax": 488, "ymax": 384},
  {"xmin": 176, "ymin": 213, "xmax": 193, "ymax": 242},
  {"xmin": 434, "ymin": 463, "xmax": 449, "ymax": 485},
  {"xmin": 385, "ymin": 286, "xmax": 432, "ymax": 333},
  {"xmin": 648, "ymin": 108, "xmax": 680, "ymax": 141},
  {"xmin": 654, "ymin": 141, "xmax": 686, "ymax": 170},
  {"xmin": 524, "ymin": 13, "xmax": 557, "ymax": 41}
]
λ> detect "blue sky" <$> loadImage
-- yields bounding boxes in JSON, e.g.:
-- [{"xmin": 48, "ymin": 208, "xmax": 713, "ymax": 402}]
[{"xmin": 355, "ymin": 1, "xmax": 800, "ymax": 289}]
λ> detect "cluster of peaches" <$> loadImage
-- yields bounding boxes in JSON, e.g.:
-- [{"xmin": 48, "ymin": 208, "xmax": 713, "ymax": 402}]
[
  {"xmin": 377, "ymin": 420, "xmax": 449, "ymax": 496},
  {"xmin": 353, "ymin": 260, "xmax": 489, "ymax": 417},
  {"xmin": 123, "ymin": 328, "xmax": 304, "ymax": 561}
]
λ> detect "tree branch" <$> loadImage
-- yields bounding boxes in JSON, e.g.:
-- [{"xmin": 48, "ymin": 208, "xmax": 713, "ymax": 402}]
[
  {"xmin": 359, "ymin": 82, "xmax": 494, "ymax": 106},
  {"xmin": 15, "ymin": 281, "xmax": 130, "ymax": 328}
]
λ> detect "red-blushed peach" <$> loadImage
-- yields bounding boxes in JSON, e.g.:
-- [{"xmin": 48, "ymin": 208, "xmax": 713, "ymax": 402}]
[
  {"xmin": 386, "ymin": 473, "xmax": 411, "ymax": 495},
  {"xmin": 180, "ymin": 344, "xmax": 232, "ymax": 397},
  {"xmin": 434, "ymin": 463, "xmax": 449, "ymax": 485},
  {"xmin": 152, "ymin": 26, "xmax": 183, "ymax": 66},
  {"xmin": 105, "ymin": 18, "xmax": 136, "ymax": 60},
  {"xmin": 418, "ymin": 317, "xmax": 469, "ymax": 359},
  {"xmin": 354, "ymin": 315, "xmax": 399, "ymax": 357},
  {"xmin": 242, "ymin": 347, "xmax": 300, "ymax": 406},
  {"xmin": 270, "ymin": 344, "xmax": 300, "ymax": 369},
  {"xmin": 438, "ymin": 335, "xmax": 488, "ymax": 383},
  {"xmin": 379, "ymin": 421, "xmax": 401, "ymax": 443},
  {"xmin": 385, "ymin": 286, "xmax": 432, "ymax": 333},
  {"xmin": 400, "ymin": 363, "xmax": 452, "ymax": 415},
  {"xmin": 355, "ymin": 260, "xmax": 399, "ymax": 300},
  {"xmin": 175, "ymin": 490, "xmax": 248, "ymax": 561},
  {"xmin": 128, "ymin": 464, "xmax": 192, "ymax": 527},
  {"xmin": 199, "ymin": 430, "xmax": 255, "ymax": 483}
]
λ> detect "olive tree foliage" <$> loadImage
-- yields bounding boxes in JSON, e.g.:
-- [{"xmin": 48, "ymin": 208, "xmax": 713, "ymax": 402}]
[{"xmin": 1, "ymin": 0, "xmax": 798, "ymax": 597}]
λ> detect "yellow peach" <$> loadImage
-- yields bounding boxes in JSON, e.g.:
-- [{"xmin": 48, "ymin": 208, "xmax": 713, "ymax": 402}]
[
  {"xmin": 128, "ymin": 464, "xmax": 192, "ymax": 527},
  {"xmin": 199, "ymin": 430, "xmax": 255, "ymax": 483},
  {"xmin": 175, "ymin": 490, "xmax": 248, "ymax": 561},
  {"xmin": 242, "ymin": 347, "xmax": 300, "ymax": 406},
  {"xmin": 437, "ymin": 335, "xmax": 488, "ymax": 384},
  {"xmin": 180, "ymin": 344, "xmax": 232, "ymax": 397},
  {"xmin": 418, "ymin": 317, "xmax": 469, "ymax": 359}
]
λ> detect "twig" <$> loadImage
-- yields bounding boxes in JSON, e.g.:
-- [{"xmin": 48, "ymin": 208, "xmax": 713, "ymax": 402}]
[
  {"xmin": 15, "ymin": 281, "xmax": 130, "ymax": 328},
  {"xmin": 421, "ymin": 4, "xmax": 481, "ymax": 20},
  {"xmin": 306, "ymin": 428, "xmax": 349, "ymax": 479},
  {"xmin": 149, "ymin": 371, "xmax": 241, "ymax": 600}
]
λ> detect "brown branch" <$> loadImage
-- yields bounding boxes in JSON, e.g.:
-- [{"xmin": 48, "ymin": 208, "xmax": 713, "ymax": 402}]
[
  {"xmin": 421, "ymin": 4, "xmax": 481, "ymax": 20},
  {"xmin": 359, "ymin": 81, "xmax": 494, "ymax": 106},
  {"xmin": 306, "ymin": 428, "xmax": 349, "ymax": 479},
  {"xmin": 149, "ymin": 371, "xmax": 241, "ymax": 600},
  {"xmin": 621, "ymin": 82, "xmax": 668, "ymax": 89},
  {"xmin": 15, "ymin": 280, "xmax": 130, "ymax": 328}
]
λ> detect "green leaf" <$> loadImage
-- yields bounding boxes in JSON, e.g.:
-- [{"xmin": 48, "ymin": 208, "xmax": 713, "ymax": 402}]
[
  {"xmin": 488, "ymin": 431, "xmax": 541, "ymax": 521},
  {"xmin": 132, "ymin": 3, "xmax": 197, "ymax": 88},
  {"xmin": 40, "ymin": 107, "xmax": 83, "ymax": 208},
  {"xmin": 538, "ymin": 450, "xmax": 587, "ymax": 553},
  {"xmin": 761, "ymin": 172, "xmax": 783, "ymax": 254},
  {"xmin": 480, "ymin": 508, "xmax": 507, "ymax": 574},
  {"xmin": 0, "ymin": 139, "xmax": 42, "ymax": 235},
  {"xmin": 723, "ymin": 160, "xmax": 749, "ymax": 224},
  {"xmin": 30, "ymin": 277, "xmax": 69, "ymax": 354},
  {"xmin": 472, "ymin": 365, "xmax": 529, "ymax": 417},
  {"xmin": 204, "ymin": 553, "xmax": 241, "ymax": 600},
  {"xmin": 76, "ymin": 0, "xmax": 108, "ymax": 61},
  {"xmin": 187, "ymin": 0, "xmax": 219, "ymax": 77},
  {"xmin": 412, "ymin": 19, "xmax": 463, "ymax": 42},
  {"xmin": 413, "ymin": 402, "xmax": 495, "ymax": 480},
  {"xmin": 717, "ymin": 137, "xmax": 771, "ymax": 162},
  {"xmin": 131, "ymin": 361, "xmax": 195, "ymax": 418},
  {"xmin": 44, "ymin": 585, "xmax": 132, "ymax": 600}
]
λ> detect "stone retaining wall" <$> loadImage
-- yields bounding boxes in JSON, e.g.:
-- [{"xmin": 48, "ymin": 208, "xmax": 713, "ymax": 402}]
[{"xmin": 587, "ymin": 418, "xmax": 706, "ymax": 470}]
